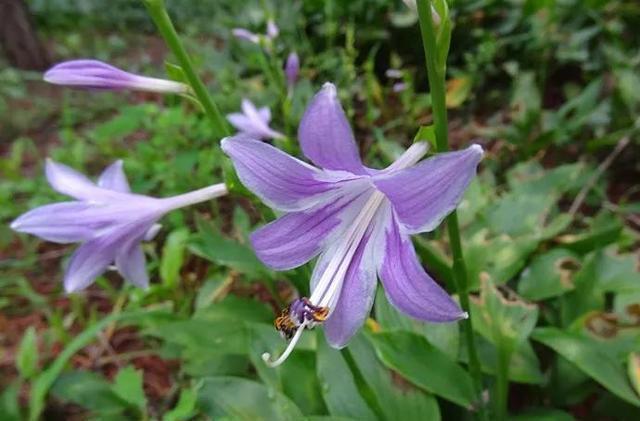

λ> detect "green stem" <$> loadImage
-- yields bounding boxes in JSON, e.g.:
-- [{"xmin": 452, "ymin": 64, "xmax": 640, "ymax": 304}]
[
  {"xmin": 143, "ymin": 0, "xmax": 230, "ymax": 138},
  {"xmin": 494, "ymin": 345, "xmax": 511, "ymax": 420},
  {"xmin": 416, "ymin": 0, "xmax": 486, "ymax": 416}
]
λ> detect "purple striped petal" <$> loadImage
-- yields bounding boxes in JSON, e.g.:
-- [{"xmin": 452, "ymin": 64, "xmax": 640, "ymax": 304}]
[
  {"xmin": 64, "ymin": 223, "xmax": 149, "ymax": 292},
  {"xmin": 374, "ymin": 144, "xmax": 482, "ymax": 233},
  {"xmin": 45, "ymin": 159, "xmax": 101, "ymax": 200},
  {"xmin": 116, "ymin": 243, "xmax": 148, "ymax": 288},
  {"xmin": 98, "ymin": 160, "xmax": 130, "ymax": 192},
  {"xmin": 298, "ymin": 83, "xmax": 366, "ymax": 175},
  {"xmin": 323, "ymin": 203, "xmax": 389, "ymax": 348},
  {"xmin": 11, "ymin": 202, "xmax": 98, "ymax": 243},
  {"xmin": 379, "ymin": 215, "xmax": 466, "ymax": 322},
  {"xmin": 251, "ymin": 189, "xmax": 369, "ymax": 270},
  {"xmin": 221, "ymin": 136, "xmax": 341, "ymax": 211}
]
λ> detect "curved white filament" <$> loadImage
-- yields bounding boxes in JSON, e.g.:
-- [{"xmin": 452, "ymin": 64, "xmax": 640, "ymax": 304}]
[{"xmin": 262, "ymin": 322, "xmax": 307, "ymax": 367}]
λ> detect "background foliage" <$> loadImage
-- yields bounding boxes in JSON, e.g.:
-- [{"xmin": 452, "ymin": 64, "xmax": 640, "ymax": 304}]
[{"xmin": 1, "ymin": 0, "xmax": 639, "ymax": 419}]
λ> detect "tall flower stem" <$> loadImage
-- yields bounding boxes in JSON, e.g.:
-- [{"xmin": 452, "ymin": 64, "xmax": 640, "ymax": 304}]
[
  {"xmin": 494, "ymin": 345, "xmax": 511, "ymax": 420},
  {"xmin": 416, "ymin": 0, "xmax": 486, "ymax": 417},
  {"xmin": 143, "ymin": 0, "xmax": 230, "ymax": 138}
]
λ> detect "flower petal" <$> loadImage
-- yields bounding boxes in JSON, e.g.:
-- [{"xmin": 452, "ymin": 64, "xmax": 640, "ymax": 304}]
[
  {"xmin": 11, "ymin": 202, "xmax": 100, "ymax": 243},
  {"xmin": 374, "ymin": 144, "xmax": 482, "ymax": 233},
  {"xmin": 64, "ymin": 236, "xmax": 118, "ymax": 292},
  {"xmin": 298, "ymin": 83, "xmax": 366, "ymax": 175},
  {"xmin": 322, "ymin": 203, "xmax": 389, "ymax": 348},
  {"xmin": 116, "ymin": 243, "xmax": 149, "ymax": 288},
  {"xmin": 98, "ymin": 160, "xmax": 131, "ymax": 192},
  {"xmin": 221, "ymin": 135, "xmax": 347, "ymax": 211},
  {"xmin": 64, "ymin": 223, "xmax": 149, "ymax": 292},
  {"xmin": 45, "ymin": 159, "xmax": 101, "ymax": 200},
  {"xmin": 379, "ymin": 215, "xmax": 466, "ymax": 322},
  {"xmin": 251, "ymin": 189, "xmax": 370, "ymax": 270}
]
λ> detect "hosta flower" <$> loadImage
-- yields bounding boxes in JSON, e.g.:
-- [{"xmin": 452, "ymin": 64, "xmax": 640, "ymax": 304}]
[
  {"xmin": 226, "ymin": 99, "xmax": 284, "ymax": 140},
  {"xmin": 285, "ymin": 52, "xmax": 300, "ymax": 88},
  {"xmin": 233, "ymin": 19, "xmax": 279, "ymax": 45},
  {"xmin": 11, "ymin": 160, "xmax": 227, "ymax": 292},
  {"xmin": 221, "ymin": 83, "xmax": 482, "ymax": 366},
  {"xmin": 44, "ymin": 60, "xmax": 189, "ymax": 94}
]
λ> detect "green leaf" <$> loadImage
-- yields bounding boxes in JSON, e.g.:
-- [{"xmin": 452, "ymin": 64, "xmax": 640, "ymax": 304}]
[
  {"xmin": 197, "ymin": 376, "xmax": 304, "ymax": 420},
  {"xmin": 368, "ymin": 331, "xmax": 476, "ymax": 408},
  {"xmin": 189, "ymin": 217, "xmax": 264, "ymax": 277},
  {"xmin": 112, "ymin": 366, "xmax": 147, "ymax": 411},
  {"xmin": 413, "ymin": 126, "xmax": 436, "ymax": 149},
  {"xmin": 348, "ymin": 334, "xmax": 441, "ymax": 421},
  {"xmin": 316, "ymin": 338, "xmax": 377, "ymax": 420},
  {"xmin": 163, "ymin": 387, "xmax": 198, "ymax": 421},
  {"xmin": 0, "ymin": 382, "xmax": 21, "ymax": 421},
  {"xmin": 160, "ymin": 228, "xmax": 190, "ymax": 288},
  {"xmin": 532, "ymin": 327, "xmax": 640, "ymax": 406},
  {"xmin": 16, "ymin": 326, "xmax": 38, "ymax": 379},
  {"xmin": 51, "ymin": 371, "xmax": 129, "ymax": 415},
  {"xmin": 470, "ymin": 278, "xmax": 538, "ymax": 352},
  {"xmin": 518, "ymin": 249, "xmax": 580, "ymax": 300},
  {"xmin": 628, "ymin": 353, "xmax": 640, "ymax": 398},
  {"xmin": 374, "ymin": 288, "xmax": 458, "ymax": 354}
]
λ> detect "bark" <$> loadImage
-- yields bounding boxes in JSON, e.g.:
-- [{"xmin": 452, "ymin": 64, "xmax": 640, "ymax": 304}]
[{"xmin": 0, "ymin": 0, "xmax": 51, "ymax": 70}]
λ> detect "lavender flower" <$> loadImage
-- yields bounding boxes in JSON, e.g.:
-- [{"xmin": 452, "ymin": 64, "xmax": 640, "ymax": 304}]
[
  {"xmin": 285, "ymin": 52, "xmax": 300, "ymax": 88},
  {"xmin": 226, "ymin": 99, "xmax": 284, "ymax": 140},
  {"xmin": 11, "ymin": 160, "xmax": 227, "ymax": 292},
  {"xmin": 233, "ymin": 19, "xmax": 279, "ymax": 45},
  {"xmin": 266, "ymin": 19, "xmax": 279, "ymax": 39},
  {"xmin": 221, "ymin": 83, "xmax": 483, "ymax": 366},
  {"xmin": 44, "ymin": 60, "xmax": 189, "ymax": 94},
  {"xmin": 232, "ymin": 28, "xmax": 261, "ymax": 44}
]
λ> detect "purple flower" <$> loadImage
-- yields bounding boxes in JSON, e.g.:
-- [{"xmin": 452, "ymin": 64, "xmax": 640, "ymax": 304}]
[
  {"xmin": 232, "ymin": 28, "xmax": 261, "ymax": 44},
  {"xmin": 285, "ymin": 52, "xmax": 300, "ymax": 88},
  {"xmin": 266, "ymin": 19, "xmax": 279, "ymax": 39},
  {"xmin": 221, "ymin": 83, "xmax": 482, "ymax": 366},
  {"xmin": 226, "ymin": 99, "xmax": 284, "ymax": 140},
  {"xmin": 233, "ymin": 20, "xmax": 279, "ymax": 45},
  {"xmin": 11, "ymin": 160, "xmax": 227, "ymax": 292},
  {"xmin": 44, "ymin": 60, "xmax": 189, "ymax": 93}
]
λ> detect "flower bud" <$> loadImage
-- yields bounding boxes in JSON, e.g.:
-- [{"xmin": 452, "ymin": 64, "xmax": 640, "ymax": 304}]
[{"xmin": 44, "ymin": 60, "xmax": 188, "ymax": 94}]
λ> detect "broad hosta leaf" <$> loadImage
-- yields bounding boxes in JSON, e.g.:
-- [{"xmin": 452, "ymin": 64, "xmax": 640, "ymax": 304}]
[
  {"xmin": 532, "ymin": 327, "xmax": 640, "ymax": 406},
  {"xmin": 374, "ymin": 288, "xmax": 459, "ymax": 354},
  {"xmin": 464, "ymin": 335, "xmax": 544, "ymax": 384},
  {"xmin": 517, "ymin": 248, "xmax": 580, "ymax": 300},
  {"xmin": 348, "ymin": 334, "xmax": 441, "ymax": 421},
  {"xmin": 51, "ymin": 371, "xmax": 129, "ymax": 416},
  {"xmin": 316, "ymin": 338, "xmax": 377, "ymax": 420},
  {"xmin": 197, "ymin": 376, "xmax": 304, "ymax": 420},
  {"xmin": 0, "ymin": 382, "xmax": 21, "ymax": 421},
  {"xmin": 470, "ymin": 279, "xmax": 538, "ymax": 352},
  {"xmin": 112, "ymin": 366, "xmax": 147, "ymax": 411},
  {"xmin": 511, "ymin": 408, "xmax": 574, "ymax": 421},
  {"xmin": 189, "ymin": 217, "xmax": 264, "ymax": 277},
  {"xmin": 368, "ymin": 331, "xmax": 475, "ymax": 408}
]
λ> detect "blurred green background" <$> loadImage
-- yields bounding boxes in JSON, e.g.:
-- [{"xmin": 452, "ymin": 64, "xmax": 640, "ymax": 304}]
[{"xmin": 1, "ymin": 0, "xmax": 639, "ymax": 420}]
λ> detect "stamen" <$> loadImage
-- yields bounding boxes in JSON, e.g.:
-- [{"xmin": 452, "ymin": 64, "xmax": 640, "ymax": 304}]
[{"xmin": 262, "ymin": 323, "xmax": 306, "ymax": 367}]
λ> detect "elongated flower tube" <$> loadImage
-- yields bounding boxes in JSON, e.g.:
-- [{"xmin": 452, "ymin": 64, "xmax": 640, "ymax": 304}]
[
  {"xmin": 285, "ymin": 52, "xmax": 300, "ymax": 88},
  {"xmin": 11, "ymin": 160, "xmax": 227, "ymax": 292},
  {"xmin": 44, "ymin": 60, "xmax": 189, "ymax": 94},
  {"xmin": 221, "ymin": 83, "xmax": 483, "ymax": 366},
  {"xmin": 226, "ymin": 99, "xmax": 284, "ymax": 140},
  {"xmin": 232, "ymin": 20, "xmax": 279, "ymax": 45}
]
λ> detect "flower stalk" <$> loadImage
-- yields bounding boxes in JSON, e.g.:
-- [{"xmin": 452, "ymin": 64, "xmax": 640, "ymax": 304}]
[
  {"xmin": 416, "ymin": 0, "xmax": 486, "ymax": 416},
  {"xmin": 143, "ymin": 0, "xmax": 230, "ymax": 138}
]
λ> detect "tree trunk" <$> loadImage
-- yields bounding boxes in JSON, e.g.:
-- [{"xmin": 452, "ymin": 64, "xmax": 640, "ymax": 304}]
[{"xmin": 0, "ymin": 0, "xmax": 51, "ymax": 70}]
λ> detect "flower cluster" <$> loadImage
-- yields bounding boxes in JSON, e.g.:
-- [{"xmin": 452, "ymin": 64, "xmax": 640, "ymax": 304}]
[{"xmin": 15, "ymin": 27, "xmax": 481, "ymax": 365}]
